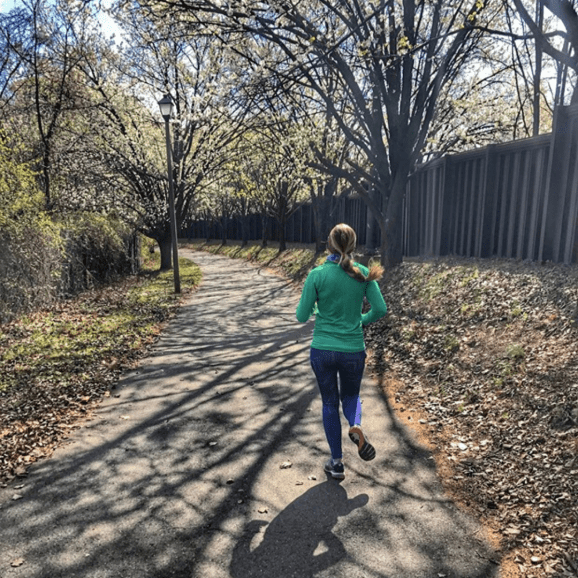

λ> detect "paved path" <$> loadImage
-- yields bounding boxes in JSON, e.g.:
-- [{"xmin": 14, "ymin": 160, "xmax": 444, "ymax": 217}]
[{"xmin": 0, "ymin": 250, "xmax": 499, "ymax": 578}]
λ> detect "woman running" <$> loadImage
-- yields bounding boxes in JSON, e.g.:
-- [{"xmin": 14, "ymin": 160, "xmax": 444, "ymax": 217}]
[{"xmin": 296, "ymin": 223, "xmax": 387, "ymax": 479}]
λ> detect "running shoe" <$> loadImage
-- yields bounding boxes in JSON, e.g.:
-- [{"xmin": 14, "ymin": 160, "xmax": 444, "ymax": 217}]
[
  {"xmin": 324, "ymin": 459, "xmax": 345, "ymax": 480},
  {"xmin": 348, "ymin": 425, "xmax": 376, "ymax": 461}
]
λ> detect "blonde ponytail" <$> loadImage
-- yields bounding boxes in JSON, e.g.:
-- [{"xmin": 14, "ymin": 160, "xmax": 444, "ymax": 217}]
[
  {"xmin": 366, "ymin": 264, "xmax": 385, "ymax": 282},
  {"xmin": 328, "ymin": 224, "xmax": 384, "ymax": 283}
]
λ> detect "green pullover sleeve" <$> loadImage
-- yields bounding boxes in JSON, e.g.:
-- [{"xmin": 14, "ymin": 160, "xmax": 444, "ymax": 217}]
[
  {"xmin": 361, "ymin": 279, "xmax": 387, "ymax": 325},
  {"xmin": 295, "ymin": 270, "xmax": 317, "ymax": 322}
]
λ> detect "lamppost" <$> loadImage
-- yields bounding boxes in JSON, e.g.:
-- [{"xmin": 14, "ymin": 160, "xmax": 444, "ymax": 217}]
[{"xmin": 158, "ymin": 93, "xmax": 181, "ymax": 294}]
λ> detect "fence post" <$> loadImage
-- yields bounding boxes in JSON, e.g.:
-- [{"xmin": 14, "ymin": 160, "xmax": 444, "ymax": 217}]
[
  {"xmin": 506, "ymin": 150, "xmax": 522, "ymax": 258},
  {"xmin": 439, "ymin": 156, "xmax": 454, "ymax": 256},
  {"xmin": 496, "ymin": 152, "xmax": 512, "ymax": 258},
  {"xmin": 562, "ymin": 109, "xmax": 578, "ymax": 264},
  {"xmin": 434, "ymin": 158, "xmax": 447, "ymax": 257},
  {"xmin": 526, "ymin": 143, "xmax": 548, "ymax": 260},
  {"xmin": 539, "ymin": 105, "xmax": 571, "ymax": 262},
  {"xmin": 477, "ymin": 145, "xmax": 495, "ymax": 257},
  {"xmin": 515, "ymin": 149, "xmax": 532, "ymax": 260},
  {"xmin": 465, "ymin": 156, "xmax": 477, "ymax": 257}
]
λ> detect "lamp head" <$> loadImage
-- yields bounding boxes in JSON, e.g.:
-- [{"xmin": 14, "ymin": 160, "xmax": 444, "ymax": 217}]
[{"xmin": 158, "ymin": 94, "xmax": 173, "ymax": 121}]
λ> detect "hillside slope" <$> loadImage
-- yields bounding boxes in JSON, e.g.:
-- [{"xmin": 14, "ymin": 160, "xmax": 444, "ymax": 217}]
[{"xmin": 365, "ymin": 257, "xmax": 578, "ymax": 578}]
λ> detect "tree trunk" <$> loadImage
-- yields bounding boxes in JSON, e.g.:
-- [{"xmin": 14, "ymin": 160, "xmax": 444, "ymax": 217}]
[
  {"xmin": 365, "ymin": 183, "xmax": 381, "ymax": 253},
  {"xmin": 220, "ymin": 213, "xmax": 228, "ymax": 245},
  {"xmin": 312, "ymin": 189, "xmax": 332, "ymax": 252},
  {"xmin": 311, "ymin": 201, "xmax": 322, "ymax": 251},
  {"xmin": 240, "ymin": 215, "xmax": 249, "ymax": 247},
  {"xmin": 533, "ymin": 0, "xmax": 544, "ymax": 136},
  {"xmin": 42, "ymin": 144, "xmax": 52, "ymax": 211},
  {"xmin": 379, "ymin": 219, "xmax": 403, "ymax": 269},
  {"xmin": 203, "ymin": 212, "xmax": 212, "ymax": 242},
  {"xmin": 378, "ymin": 189, "xmax": 405, "ymax": 269},
  {"xmin": 261, "ymin": 214, "xmax": 269, "ymax": 247},
  {"xmin": 158, "ymin": 237, "xmax": 172, "ymax": 270},
  {"xmin": 278, "ymin": 218, "xmax": 287, "ymax": 252}
]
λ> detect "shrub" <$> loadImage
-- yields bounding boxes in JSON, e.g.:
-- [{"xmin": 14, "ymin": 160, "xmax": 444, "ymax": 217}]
[
  {"xmin": 58, "ymin": 213, "xmax": 140, "ymax": 296},
  {"xmin": 0, "ymin": 137, "xmax": 63, "ymax": 321},
  {"xmin": 0, "ymin": 135, "xmax": 140, "ymax": 321}
]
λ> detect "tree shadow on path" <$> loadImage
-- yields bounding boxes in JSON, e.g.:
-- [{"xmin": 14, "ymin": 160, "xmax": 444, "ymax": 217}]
[{"xmin": 0, "ymin": 250, "xmax": 499, "ymax": 578}]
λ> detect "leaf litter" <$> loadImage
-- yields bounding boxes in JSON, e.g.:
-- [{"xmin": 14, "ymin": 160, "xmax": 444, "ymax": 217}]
[
  {"xmin": 3, "ymin": 244, "xmax": 578, "ymax": 578},
  {"xmin": 365, "ymin": 257, "xmax": 578, "ymax": 578},
  {"xmin": 193, "ymin": 244, "xmax": 578, "ymax": 577}
]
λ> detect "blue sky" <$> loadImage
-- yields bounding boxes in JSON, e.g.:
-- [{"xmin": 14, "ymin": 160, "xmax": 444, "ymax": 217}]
[
  {"xmin": 0, "ymin": 0, "xmax": 17, "ymax": 12},
  {"xmin": 0, "ymin": 0, "xmax": 123, "ymax": 40}
]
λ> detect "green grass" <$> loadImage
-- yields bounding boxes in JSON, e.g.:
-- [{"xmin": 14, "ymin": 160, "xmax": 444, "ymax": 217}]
[
  {"xmin": 0, "ymin": 243, "xmax": 202, "ymax": 480},
  {"xmin": 443, "ymin": 334, "xmax": 460, "ymax": 353},
  {"xmin": 184, "ymin": 239, "xmax": 384, "ymax": 283},
  {"xmin": 418, "ymin": 268, "xmax": 454, "ymax": 301},
  {"xmin": 0, "ymin": 251, "xmax": 202, "ymax": 395},
  {"xmin": 459, "ymin": 266, "xmax": 479, "ymax": 286},
  {"xmin": 505, "ymin": 343, "xmax": 525, "ymax": 361}
]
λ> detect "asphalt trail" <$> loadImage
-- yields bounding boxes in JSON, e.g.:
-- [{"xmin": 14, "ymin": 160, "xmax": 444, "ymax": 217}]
[{"xmin": 0, "ymin": 250, "xmax": 499, "ymax": 578}]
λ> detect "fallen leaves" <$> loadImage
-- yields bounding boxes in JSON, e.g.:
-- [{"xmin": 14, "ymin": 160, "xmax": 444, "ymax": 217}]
[
  {"xmin": 366, "ymin": 257, "xmax": 578, "ymax": 578},
  {"xmin": 101, "ymin": 358, "xmax": 120, "ymax": 371},
  {"xmin": 0, "ymin": 261, "xmax": 201, "ymax": 483}
]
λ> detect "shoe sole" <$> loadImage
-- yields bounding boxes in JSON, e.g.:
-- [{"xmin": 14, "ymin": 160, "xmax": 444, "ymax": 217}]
[
  {"xmin": 324, "ymin": 464, "xmax": 345, "ymax": 480},
  {"xmin": 349, "ymin": 426, "xmax": 376, "ymax": 461}
]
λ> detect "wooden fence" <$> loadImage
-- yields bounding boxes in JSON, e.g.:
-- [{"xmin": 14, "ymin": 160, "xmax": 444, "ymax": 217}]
[
  {"xmin": 404, "ymin": 105, "xmax": 578, "ymax": 264},
  {"xmin": 186, "ymin": 196, "xmax": 370, "ymax": 246},
  {"xmin": 186, "ymin": 105, "xmax": 578, "ymax": 264}
]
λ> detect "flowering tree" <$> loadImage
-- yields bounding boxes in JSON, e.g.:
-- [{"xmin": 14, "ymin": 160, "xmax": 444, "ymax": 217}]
[
  {"xmin": 236, "ymin": 112, "xmax": 309, "ymax": 250},
  {"xmin": 218, "ymin": 149, "xmax": 259, "ymax": 246},
  {"xmin": 0, "ymin": 0, "xmax": 103, "ymax": 211},
  {"xmin": 77, "ymin": 8, "xmax": 252, "ymax": 268},
  {"xmin": 138, "ymin": 0, "xmax": 491, "ymax": 266}
]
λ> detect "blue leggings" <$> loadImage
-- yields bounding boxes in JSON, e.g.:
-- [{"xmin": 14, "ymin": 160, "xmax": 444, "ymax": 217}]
[{"xmin": 310, "ymin": 348, "xmax": 365, "ymax": 460}]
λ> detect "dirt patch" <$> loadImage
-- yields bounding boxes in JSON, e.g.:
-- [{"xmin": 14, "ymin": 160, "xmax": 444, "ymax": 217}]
[{"xmin": 365, "ymin": 256, "xmax": 578, "ymax": 578}]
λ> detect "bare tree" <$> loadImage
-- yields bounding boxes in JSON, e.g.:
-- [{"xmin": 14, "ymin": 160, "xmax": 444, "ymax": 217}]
[
  {"xmin": 509, "ymin": 0, "xmax": 577, "ymax": 103},
  {"xmin": 142, "ymin": 0, "xmax": 491, "ymax": 267}
]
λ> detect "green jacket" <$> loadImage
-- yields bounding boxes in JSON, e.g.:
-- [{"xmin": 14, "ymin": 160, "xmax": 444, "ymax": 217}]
[{"xmin": 296, "ymin": 259, "xmax": 387, "ymax": 352}]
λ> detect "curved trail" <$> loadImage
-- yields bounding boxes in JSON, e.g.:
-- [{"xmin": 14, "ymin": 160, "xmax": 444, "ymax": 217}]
[{"xmin": 0, "ymin": 250, "xmax": 498, "ymax": 578}]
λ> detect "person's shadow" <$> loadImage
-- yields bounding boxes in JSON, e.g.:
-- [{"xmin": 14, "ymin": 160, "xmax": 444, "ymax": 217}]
[{"xmin": 230, "ymin": 482, "xmax": 369, "ymax": 578}]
